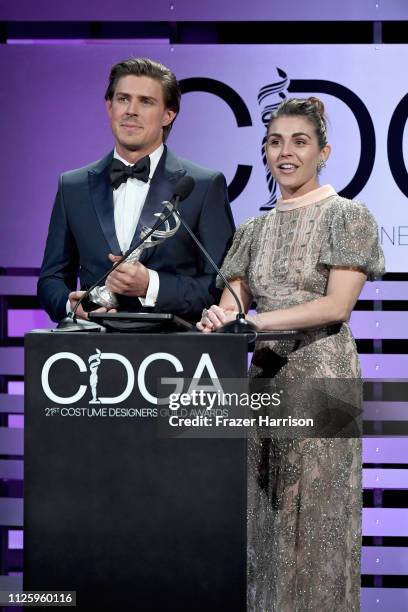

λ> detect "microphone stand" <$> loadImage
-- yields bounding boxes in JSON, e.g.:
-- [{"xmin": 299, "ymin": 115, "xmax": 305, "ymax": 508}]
[
  {"xmin": 171, "ymin": 208, "xmax": 257, "ymax": 335},
  {"xmin": 55, "ymin": 198, "xmax": 182, "ymax": 332}
]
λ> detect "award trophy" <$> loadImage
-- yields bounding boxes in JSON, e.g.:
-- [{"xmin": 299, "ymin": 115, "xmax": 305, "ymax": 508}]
[{"xmin": 87, "ymin": 202, "xmax": 181, "ymax": 310}]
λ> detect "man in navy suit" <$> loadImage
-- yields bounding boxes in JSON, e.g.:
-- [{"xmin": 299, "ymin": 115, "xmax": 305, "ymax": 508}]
[{"xmin": 38, "ymin": 58, "xmax": 235, "ymax": 323}]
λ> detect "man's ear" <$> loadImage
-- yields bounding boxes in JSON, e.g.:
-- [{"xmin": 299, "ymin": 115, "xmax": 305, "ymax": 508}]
[{"xmin": 163, "ymin": 109, "xmax": 177, "ymax": 128}]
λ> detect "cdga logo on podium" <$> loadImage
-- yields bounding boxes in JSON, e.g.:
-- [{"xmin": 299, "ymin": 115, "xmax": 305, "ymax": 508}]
[{"xmin": 40, "ymin": 349, "xmax": 221, "ymax": 406}]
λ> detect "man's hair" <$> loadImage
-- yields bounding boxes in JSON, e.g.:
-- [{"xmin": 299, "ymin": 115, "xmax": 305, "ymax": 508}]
[{"xmin": 105, "ymin": 58, "xmax": 181, "ymax": 141}]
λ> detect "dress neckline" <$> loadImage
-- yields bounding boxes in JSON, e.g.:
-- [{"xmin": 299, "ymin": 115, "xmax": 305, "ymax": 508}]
[{"xmin": 276, "ymin": 184, "xmax": 337, "ymax": 211}]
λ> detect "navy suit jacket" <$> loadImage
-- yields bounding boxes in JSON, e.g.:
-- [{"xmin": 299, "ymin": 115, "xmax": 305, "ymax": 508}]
[{"xmin": 38, "ymin": 147, "xmax": 235, "ymax": 322}]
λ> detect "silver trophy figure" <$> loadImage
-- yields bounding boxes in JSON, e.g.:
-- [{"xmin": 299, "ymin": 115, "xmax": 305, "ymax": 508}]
[{"xmin": 88, "ymin": 202, "xmax": 181, "ymax": 309}]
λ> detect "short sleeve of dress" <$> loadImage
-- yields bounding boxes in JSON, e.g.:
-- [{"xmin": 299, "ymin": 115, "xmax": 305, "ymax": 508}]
[
  {"xmin": 319, "ymin": 199, "xmax": 385, "ymax": 280},
  {"xmin": 216, "ymin": 217, "xmax": 255, "ymax": 289}
]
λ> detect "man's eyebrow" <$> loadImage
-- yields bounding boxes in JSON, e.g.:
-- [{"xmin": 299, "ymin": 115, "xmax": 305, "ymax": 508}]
[{"xmin": 114, "ymin": 92, "xmax": 158, "ymax": 103}]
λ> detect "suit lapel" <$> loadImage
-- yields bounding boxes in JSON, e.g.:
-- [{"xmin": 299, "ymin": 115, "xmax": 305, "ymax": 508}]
[
  {"xmin": 131, "ymin": 147, "xmax": 186, "ymax": 264},
  {"xmin": 88, "ymin": 152, "xmax": 122, "ymax": 255}
]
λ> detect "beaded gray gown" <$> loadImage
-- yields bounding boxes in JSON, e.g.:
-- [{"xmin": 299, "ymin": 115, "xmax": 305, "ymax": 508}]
[{"xmin": 217, "ymin": 186, "xmax": 385, "ymax": 612}]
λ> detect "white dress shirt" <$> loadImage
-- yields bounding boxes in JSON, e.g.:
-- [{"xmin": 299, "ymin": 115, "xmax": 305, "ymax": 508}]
[
  {"xmin": 112, "ymin": 145, "xmax": 163, "ymax": 307},
  {"xmin": 67, "ymin": 145, "xmax": 163, "ymax": 314}
]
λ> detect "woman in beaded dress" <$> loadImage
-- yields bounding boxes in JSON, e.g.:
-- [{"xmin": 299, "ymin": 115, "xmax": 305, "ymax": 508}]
[{"xmin": 198, "ymin": 98, "xmax": 385, "ymax": 611}]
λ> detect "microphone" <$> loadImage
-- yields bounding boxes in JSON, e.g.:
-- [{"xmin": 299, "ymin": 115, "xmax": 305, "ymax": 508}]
[
  {"xmin": 55, "ymin": 176, "xmax": 194, "ymax": 331},
  {"xmin": 170, "ymin": 183, "xmax": 256, "ymax": 335},
  {"xmin": 172, "ymin": 175, "xmax": 195, "ymax": 202}
]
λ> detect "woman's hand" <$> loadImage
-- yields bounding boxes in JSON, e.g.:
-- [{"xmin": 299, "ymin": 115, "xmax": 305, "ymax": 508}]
[{"xmin": 197, "ymin": 305, "xmax": 238, "ymax": 333}]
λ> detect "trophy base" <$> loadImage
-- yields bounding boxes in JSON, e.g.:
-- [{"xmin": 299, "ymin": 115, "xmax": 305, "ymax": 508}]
[
  {"xmin": 81, "ymin": 296, "xmax": 105, "ymax": 313},
  {"xmin": 87, "ymin": 287, "xmax": 119, "ymax": 310}
]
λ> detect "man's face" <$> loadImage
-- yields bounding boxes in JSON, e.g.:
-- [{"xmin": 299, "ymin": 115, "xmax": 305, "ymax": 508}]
[{"xmin": 106, "ymin": 75, "xmax": 176, "ymax": 161}]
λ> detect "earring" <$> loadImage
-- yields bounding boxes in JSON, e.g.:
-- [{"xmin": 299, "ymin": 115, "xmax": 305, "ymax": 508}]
[{"xmin": 317, "ymin": 159, "xmax": 326, "ymax": 171}]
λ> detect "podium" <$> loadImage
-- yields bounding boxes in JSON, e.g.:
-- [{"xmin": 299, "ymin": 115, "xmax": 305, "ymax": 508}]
[{"xmin": 24, "ymin": 331, "xmax": 249, "ymax": 611}]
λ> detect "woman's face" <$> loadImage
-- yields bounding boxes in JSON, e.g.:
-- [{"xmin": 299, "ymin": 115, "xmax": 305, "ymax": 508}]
[{"xmin": 265, "ymin": 115, "xmax": 330, "ymax": 199}]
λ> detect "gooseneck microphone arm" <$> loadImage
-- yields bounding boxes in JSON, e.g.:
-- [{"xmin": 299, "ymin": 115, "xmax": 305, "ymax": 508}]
[
  {"xmin": 171, "ymin": 208, "xmax": 257, "ymax": 335},
  {"xmin": 173, "ymin": 211, "xmax": 243, "ymax": 314}
]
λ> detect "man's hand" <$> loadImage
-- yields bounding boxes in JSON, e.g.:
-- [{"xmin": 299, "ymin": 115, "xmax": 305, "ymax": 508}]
[
  {"xmin": 106, "ymin": 254, "xmax": 150, "ymax": 297},
  {"xmin": 68, "ymin": 290, "xmax": 110, "ymax": 321}
]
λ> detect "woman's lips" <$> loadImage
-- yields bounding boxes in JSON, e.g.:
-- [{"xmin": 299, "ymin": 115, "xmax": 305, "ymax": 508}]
[{"xmin": 277, "ymin": 164, "xmax": 298, "ymax": 174}]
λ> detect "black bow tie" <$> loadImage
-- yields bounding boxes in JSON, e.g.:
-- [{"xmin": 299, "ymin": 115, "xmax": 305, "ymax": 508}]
[{"xmin": 110, "ymin": 156, "xmax": 151, "ymax": 189}]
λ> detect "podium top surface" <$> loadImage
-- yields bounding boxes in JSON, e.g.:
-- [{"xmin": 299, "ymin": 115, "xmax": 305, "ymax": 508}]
[{"xmin": 26, "ymin": 329, "xmax": 305, "ymax": 341}]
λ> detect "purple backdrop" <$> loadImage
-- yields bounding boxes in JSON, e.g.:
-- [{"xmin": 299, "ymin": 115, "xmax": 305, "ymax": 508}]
[
  {"xmin": 0, "ymin": 19, "xmax": 407, "ymax": 610},
  {"xmin": 1, "ymin": 44, "xmax": 408, "ymax": 271}
]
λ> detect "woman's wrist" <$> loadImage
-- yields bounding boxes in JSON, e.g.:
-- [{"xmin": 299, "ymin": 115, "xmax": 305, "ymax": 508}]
[
  {"xmin": 247, "ymin": 312, "xmax": 264, "ymax": 331},
  {"xmin": 255, "ymin": 313, "xmax": 264, "ymax": 331}
]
